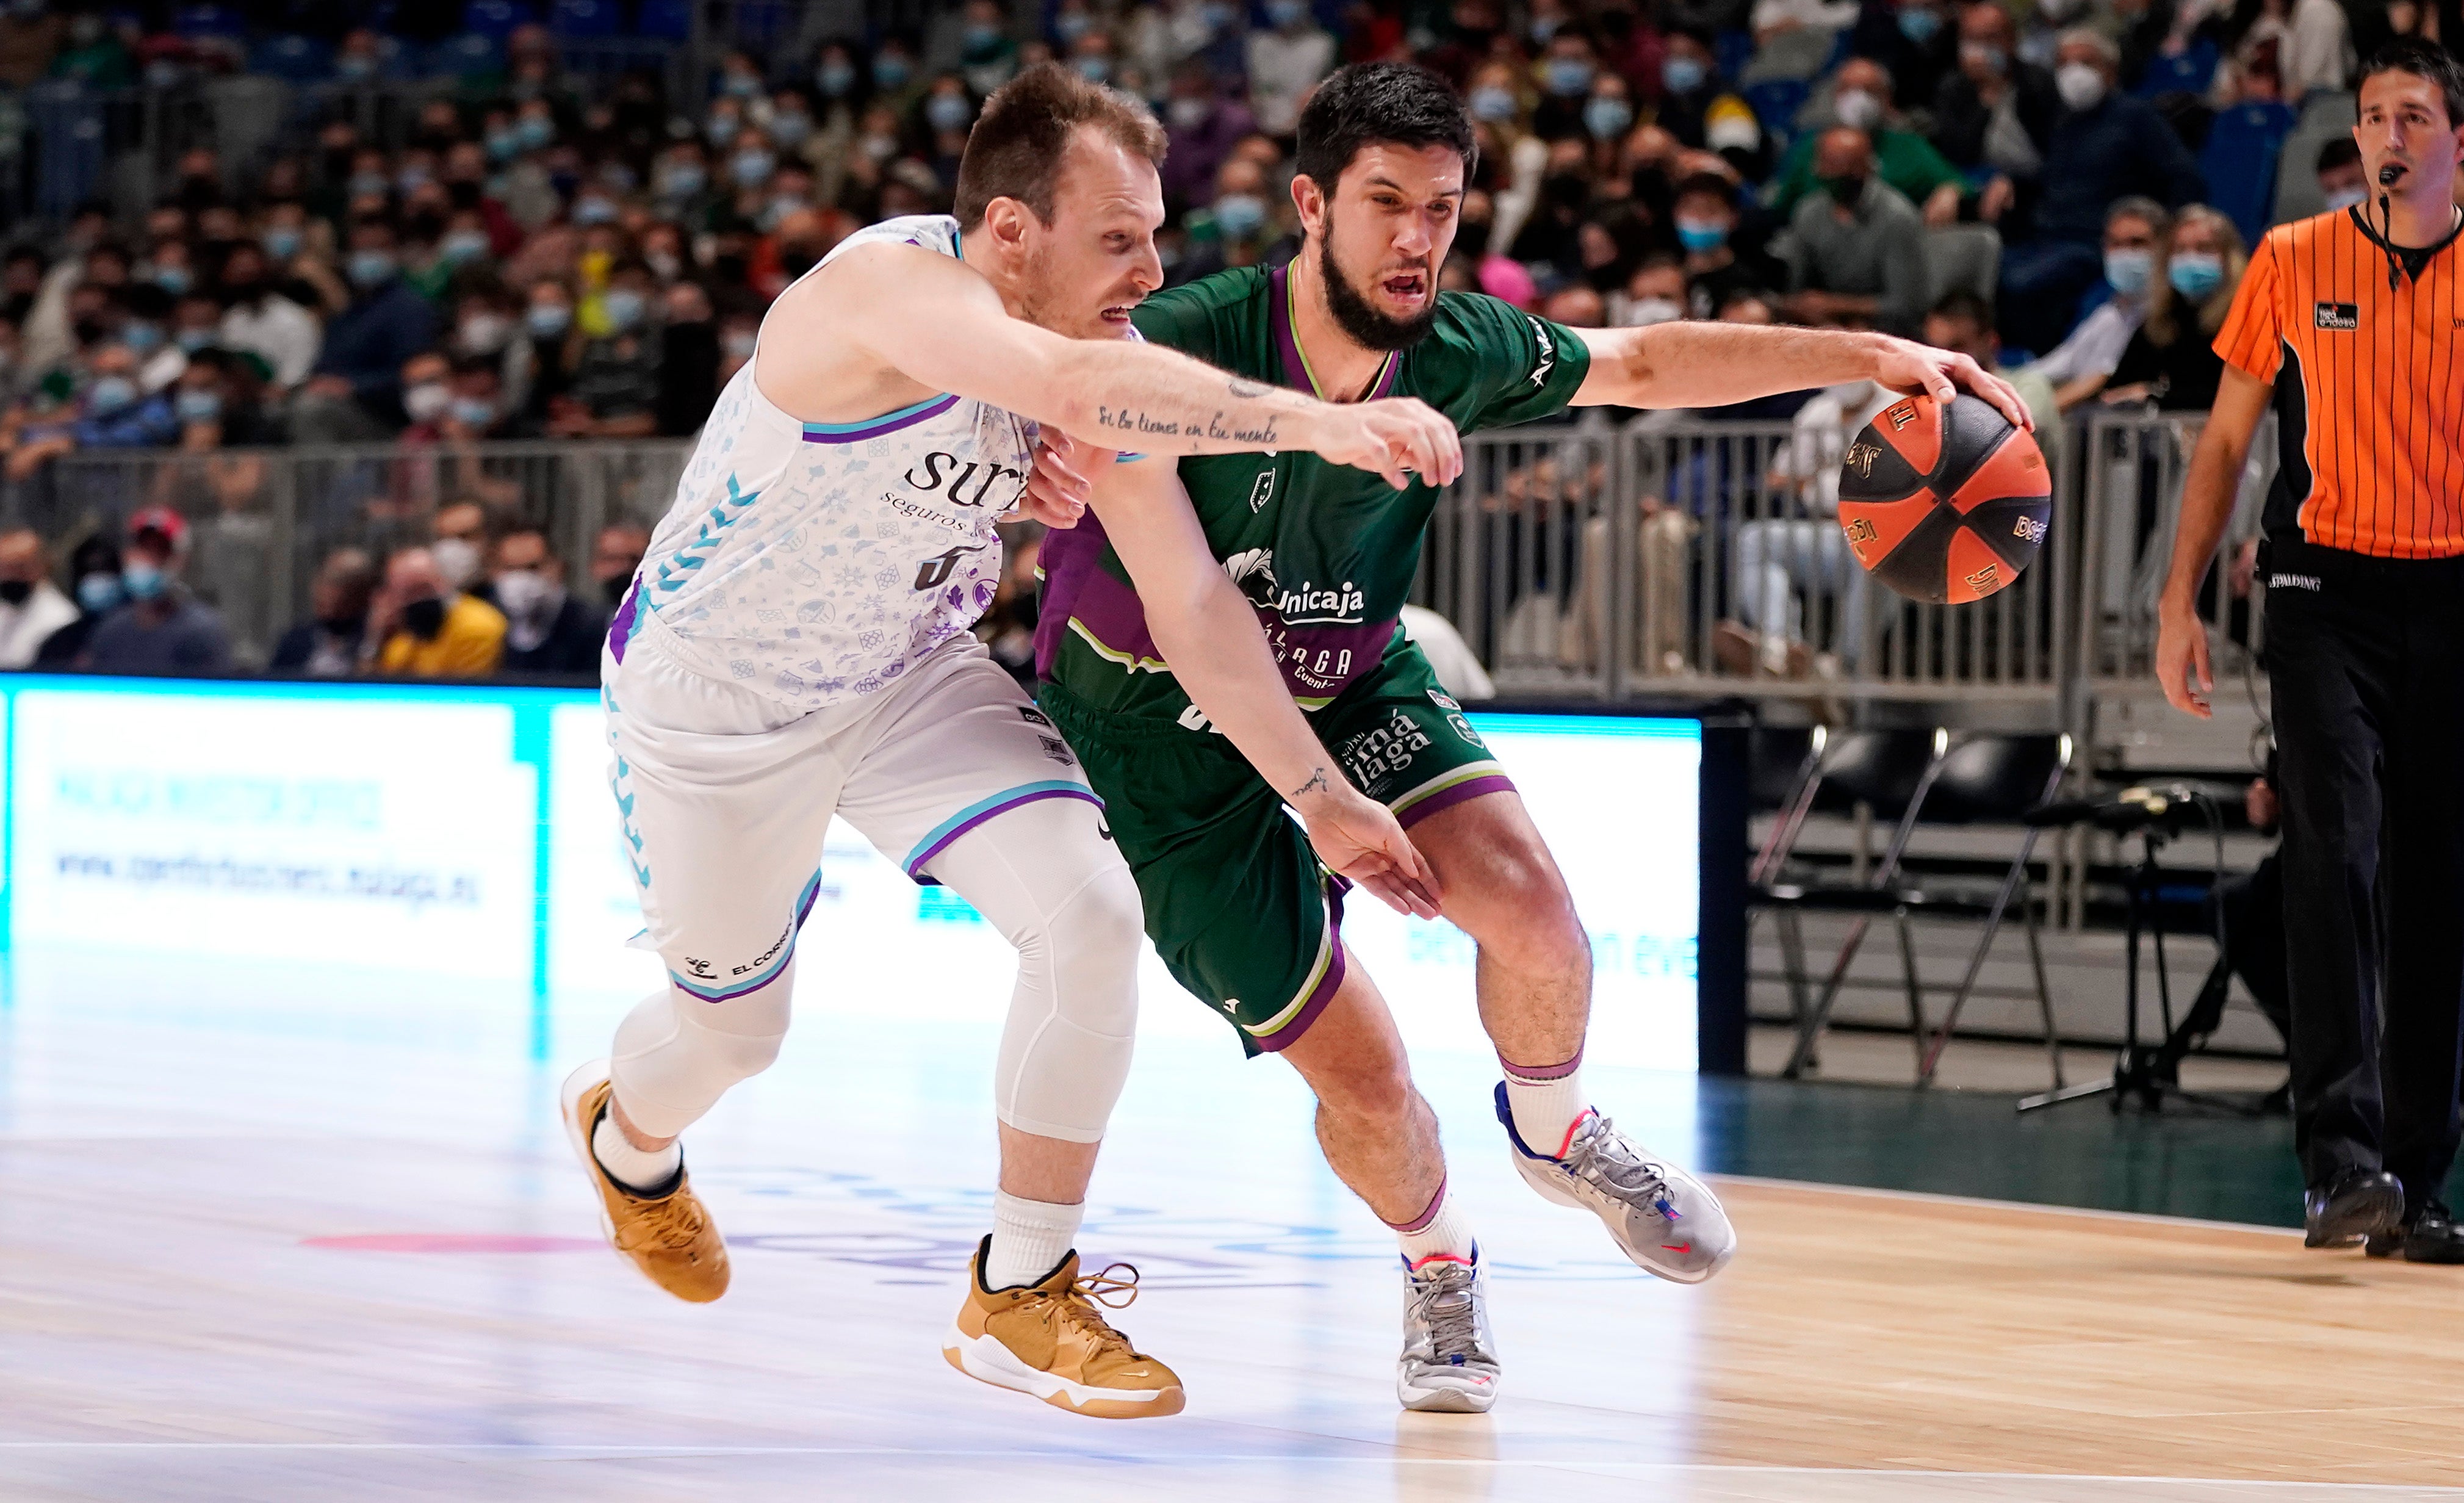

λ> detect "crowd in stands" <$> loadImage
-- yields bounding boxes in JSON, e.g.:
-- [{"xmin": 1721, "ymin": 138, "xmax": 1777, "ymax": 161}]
[{"xmin": 0, "ymin": 0, "xmax": 2446, "ymax": 681}]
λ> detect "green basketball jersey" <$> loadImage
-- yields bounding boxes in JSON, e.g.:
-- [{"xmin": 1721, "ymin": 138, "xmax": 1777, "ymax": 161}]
[{"xmin": 1033, "ymin": 262, "xmax": 1593, "ymax": 717}]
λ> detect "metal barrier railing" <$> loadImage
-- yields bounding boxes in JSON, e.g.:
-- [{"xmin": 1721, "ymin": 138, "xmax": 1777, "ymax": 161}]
[{"xmin": 24, "ymin": 408, "xmax": 2249, "ymax": 712}]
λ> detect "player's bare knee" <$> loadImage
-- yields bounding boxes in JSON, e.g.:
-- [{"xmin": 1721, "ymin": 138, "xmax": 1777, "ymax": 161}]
[
  {"xmin": 1308, "ymin": 1047, "xmax": 1418, "ymax": 1124},
  {"xmin": 1471, "ymin": 853, "xmax": 1586, "ymax": 970}
]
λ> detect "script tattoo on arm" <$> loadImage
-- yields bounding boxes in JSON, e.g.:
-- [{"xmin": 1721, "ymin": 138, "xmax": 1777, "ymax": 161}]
[
  {"xmin": 1288, "ymin": 767, "xmax": 1333, "ymax": 798},
  {"xmin": 1095, "ymin": 405, "xmax": 1186, "ymax": 436}
]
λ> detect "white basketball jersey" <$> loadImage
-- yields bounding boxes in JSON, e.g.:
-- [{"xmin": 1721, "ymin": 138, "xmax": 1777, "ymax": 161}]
[{"xmin": 617, "ymin": 215, "xmax": 1031, "ymax": 711}]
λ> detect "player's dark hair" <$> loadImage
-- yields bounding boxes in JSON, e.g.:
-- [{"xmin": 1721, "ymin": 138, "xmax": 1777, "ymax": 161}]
[
  {"xmin": 953, "ymin": 62, "xmax": 1167, "ymax": 230},
  {"xmin": 2358, "ymin": 38, "xmax": 2464, "ymax": 127},
  {"xmin": 1293, "ymin": 63, "xmax": 1478, "ymax": 196}
]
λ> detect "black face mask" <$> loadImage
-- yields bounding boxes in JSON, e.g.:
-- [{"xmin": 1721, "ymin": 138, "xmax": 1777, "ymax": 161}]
[
  {"xmin": 0, "ymin": 580, "xmax": 32, "ymax": 607},
  {"xmin": 319, "ymin": 613, "xmax": 361, "ymax": 635},
  {"xmin": 1455, "ymin": 217, "xmax": 1493, "ymax": 261},
  {"xmin": 402, "ymin": 595, "xmax": 448, "ymax": 640},
  {"xmin": 448, "ymin": 179, "xmax": 483, "ymax": 211}
]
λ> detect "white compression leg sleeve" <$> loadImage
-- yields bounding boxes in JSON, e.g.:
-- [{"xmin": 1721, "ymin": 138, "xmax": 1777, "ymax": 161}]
[
  {"xmin": 607, "ymin": 965, "xmax": 796, "ymax": 1141},
  {"xmin": 926, "ymin": 796, "xmax": 1144, "ymax": 1145}
]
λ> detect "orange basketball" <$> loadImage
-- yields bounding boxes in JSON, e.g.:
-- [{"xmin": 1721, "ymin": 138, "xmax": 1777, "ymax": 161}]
[{"xmin": 1837, "ymin": 392, "xmax": 2051, "ymax": 604}]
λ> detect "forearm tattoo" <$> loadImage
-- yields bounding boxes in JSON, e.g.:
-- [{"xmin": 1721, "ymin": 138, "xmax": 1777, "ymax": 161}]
[{"xmin": 1289, "ymin": 767, "xmax": 1332, "ymax": 798}]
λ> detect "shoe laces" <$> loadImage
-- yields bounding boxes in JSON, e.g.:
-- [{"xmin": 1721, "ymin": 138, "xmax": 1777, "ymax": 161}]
[
  {"xmin": 1023, "ymin": 1262, "xmax": 1144, "ymax": 1357},
  {"xmin": 617, "ymin": 1190, "xmax": 711, "ymax": 1255},
  {"xmin": 1407, "ymin": 1263, "xmax": 1491, "ymax": 1366},
  {"xmin": 1563, "ymin": 1114, "xmax": 1679, "ymax": 1221}
]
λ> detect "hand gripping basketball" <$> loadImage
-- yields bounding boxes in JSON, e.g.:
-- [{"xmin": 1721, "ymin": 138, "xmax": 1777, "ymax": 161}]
[{"xmin": 1837, "ymin": 392, "xmax": 2052, "ymax": 605}]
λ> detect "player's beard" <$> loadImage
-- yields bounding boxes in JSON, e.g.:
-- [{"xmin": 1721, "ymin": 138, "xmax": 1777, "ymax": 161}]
[{"xmin": 1318, "ymin": 231, "xmax": 1439, "ymax": 353}]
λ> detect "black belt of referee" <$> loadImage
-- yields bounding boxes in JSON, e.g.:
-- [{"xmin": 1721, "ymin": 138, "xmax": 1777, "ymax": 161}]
[{"xmin": 2257, "ymin": 536, "xmax": 2464, "ymax": 593}]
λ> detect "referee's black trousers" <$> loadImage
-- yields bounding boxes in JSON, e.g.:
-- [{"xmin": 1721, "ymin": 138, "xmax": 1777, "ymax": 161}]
[{"xmin": 2265, "ymin": 543, "xmax": 2464, "ymax": 1202}]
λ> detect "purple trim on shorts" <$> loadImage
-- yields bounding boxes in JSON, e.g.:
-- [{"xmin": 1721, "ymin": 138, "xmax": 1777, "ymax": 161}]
[
  {"xmin": 800, "ymin": 392, "xmax": 961, "ymax": 444},
  {"xmin": 671, "ymin": 872, "xmax": 827, "ymax": 1004},
  {"xmin": 1254, "ymin": 879, "xmax": 1350, "ymax": 1053},
  {"xmin": 606, "ymin": 574, "xmax": 643, "ymax": 665},
  {"xmin": 1394, "ymin": 774, "xmax": 1517, "ymax": 832},
  {"xmin": 903, "ymin": 785, "xmax": 1105, "ymax": 885},
  {"xmin": 1499, "ymin": 1047, "xmax": 1584, "ymax": 1082},
  {"xmin": 1385, "ymin": 1175, "xmax": 1449, "ymax": 1233}
]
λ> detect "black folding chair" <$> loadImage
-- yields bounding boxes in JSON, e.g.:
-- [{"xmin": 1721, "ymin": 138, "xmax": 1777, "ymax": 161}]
[{"xmin": 1753, "ymin": 727, "xmax": 1953, "ymax": 1078}]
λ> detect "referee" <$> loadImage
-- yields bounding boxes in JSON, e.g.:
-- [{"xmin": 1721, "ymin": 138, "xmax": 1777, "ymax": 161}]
[{"xmin": 2157, "ymin": 40, "xmax": 2464, "ymax": 1261}]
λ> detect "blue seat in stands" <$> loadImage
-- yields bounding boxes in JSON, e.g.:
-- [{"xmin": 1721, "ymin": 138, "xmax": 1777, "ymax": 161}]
[
  {"xmin": 638, "ymin": 0, "xmax": 694, "ymax": 38},
  {"xmin": 425, "ymin": 31, "xmax": 504, "ymax": 78},
  {"xmin": 249, "ymin": 33, "xmax": 332, "ymax": 81},
  {"xmin": 2134, "ymin": 38, "xmax": 2217, "ymax": 98},
  {"xmin": 2200, "ymin": 101, "xmax": 2295, "ymax": 246},
  {"xmin": 1745, "ymin": 78, "xmax": 1810, "ymax": 144},
  {"xmin": 463, "ymin": 0, "xmax": 534, "ymax": 38},
  {"xmin": 549, "ymin": 0, "xmax": 620, "ymax": 37},
  {"xmin": 171, "ymin": 4, "xmax": 247, "ymax": 38},
  {"xmin": 1716, "ymin": 29, "xmax": 1756, "ymax": 84}
]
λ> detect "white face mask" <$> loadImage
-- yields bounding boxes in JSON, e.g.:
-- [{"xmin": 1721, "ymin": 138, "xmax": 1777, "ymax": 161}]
[
  {"xmin": 1622, "ymin": 296, "xmax": 1684, "ymax": 326},
  {"xmin": 2055, "ymin": 62, "xmax": 2107, "ymax": 111},
  {"xmin": 1833, "ymin": 87, "xmax": 1884, "ymax": 131},
  {"xmin": 492, "ymin": 568, "xmax": 556, "ymax": 619},
  {"xmin": 2324, "ymin": 184, "xmax": 2368, "ymax": 211},
  {"xmin": 405, "ymin": 381, "xmax": 452, "ymax": 423},
  {"xmin": 431, "ymin": 536, "xmax": 481, "ymax": 589}
]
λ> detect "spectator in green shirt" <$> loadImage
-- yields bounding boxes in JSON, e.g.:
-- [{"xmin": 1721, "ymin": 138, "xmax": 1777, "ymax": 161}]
[{"xmin": 1765, "ymin": 57, "xmax": 1969, "ymax": 222}]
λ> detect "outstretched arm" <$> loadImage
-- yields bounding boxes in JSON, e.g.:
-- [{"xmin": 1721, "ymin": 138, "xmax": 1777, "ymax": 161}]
[
  {"xmin": 813, "ymin": 245, "xmax": 1462, "ymax": 486},
  {"xmin": 1075, "ymin": 438, "xmax": 1441, "ymax": 918},
  {"xmin": 1571, "ymin": 321, "xmax": 2036, "ymax": 430}
]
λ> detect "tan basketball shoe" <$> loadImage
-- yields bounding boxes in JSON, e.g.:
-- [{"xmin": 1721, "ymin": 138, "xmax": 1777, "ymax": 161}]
[
  {"xmin": 942, "ymin": 1236, "xmax": 1185, "ymax": 1418},
  {"xmin": 558, "ymin": 1060, "xmax": 729, "ymax": 1303}
]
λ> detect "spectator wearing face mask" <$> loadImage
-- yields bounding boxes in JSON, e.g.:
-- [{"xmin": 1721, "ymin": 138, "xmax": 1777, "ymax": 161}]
[
  {"xmin": 294, "ymin": 218, "xmax": 443, "ymax": 439},
  {"xmin": 1932, "ymin": 5, "xmax": 2053, "ymax": 215},
  {"xmin": 655, "ymin": 281, "xmax": 722, "ymax": 438},
  {"xmin": 2024, "ymin": 196, "xmax": 2169, "ymax": 409},
  {"xmin": 215, "ymin": 243, "xmax": 321, "ymax": 396},
  {"xmin": 516, "ymin": 277, "xmax": 579, "ymax": 433},
  {"xmin": 78, "ymin": 507, "xmax": 232, "ymax": 674},
  {"xmin": 489, "ymin": 527, "xmax": 605, "ymax": 676},
  {"xmin": 0, "ymin": 528, "xmax": 78, "ymax": 668},
  {"xmin": 367, "ymin": 543, "xmax": 505, "ymax": 679},
  {"xmin": 549, "ymin": 261, "xmax": 662, "ymax": 439},
  {"xmin": 1768, "ymin": 59, "xmax": 1970, "ymax": 219},
  {"xmin": 1160, "ymin": 63, "xmax": 1256, "ymax": 210},
  {"xmin": 269, "ymin": 547, "xmax": 379, "ymax": 676},
  {"xmin": 1248, "ymin": 0, "xmax": 1335, "ymax": 137},
  {"xmin": 429, "ymin": 499, "xmax": 495, "ymax": 606},
  {"xmin": 35, "ymin": 535, "xmax": 124, "ymax": 666},
  {"xmin": 1673, "ymin": 171, "xmax": 1785, "ymax": 317},
  {"xmin": 1782, "ymin": 128, "xmax": 1931, "ymax": 334},
  {"xmin": 1997, "ymin": 28, "xmax": 2203, "ymax": 355},
  {"xmin": 1848, "ymin": 0, "xmax": 1959, "ymax": 109},
  {"xmin": 1450, "ymin": 188, "xmax": 1541, "ymax": 311},
  {"xmin": 2314, "ymin": 135, "xmax": 2369, "ymax": 214},
  {"xmin": 2094, "ymin": 204, "xmax": 2243, "ymax": 411}
]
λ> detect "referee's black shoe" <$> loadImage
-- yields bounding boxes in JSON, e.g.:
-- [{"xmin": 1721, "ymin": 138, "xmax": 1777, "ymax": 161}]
[
  {"xmin": 2365, "ymin": 1199, "xmax": 2464, "ymax": 1263},
  {"xmin": 2305, "ymin": 1169, "xmax": 2404, "ymax": 1248}
]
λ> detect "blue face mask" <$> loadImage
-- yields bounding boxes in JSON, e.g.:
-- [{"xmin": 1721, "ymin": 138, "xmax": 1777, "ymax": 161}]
[
  {"xmin": 77, "ymin": 572, "xmax": 123, "ymax": 614},
  {"xmin": 347, "ymin": 249, "xmax": 397, "ymax": 287},
  {"xmin": 441, "ymin": 229, "xmax": 491, "ymax": 264},
  {"xmin": 874, "ymin": 56, "xmax": 912, "ymax": 90},
  {"xmin": 120, "ymin": 322, "xmax": 162, "ymax": 354},
  {"xmin": 1545, "ymin": 57, "xmax": 1594, "ymax": 96},
  {"xmin": 1469, "ymin": 84, "xmax": 1517, "ymax": 121},
  {"xmin": 450, "ymin": 397, "xmax": 495, "ymax": 427},
  {"xmin": 516, "ymin": 115, "xmax": 553, "ymax": 150},
  {"xmin": 731, "ymin": 149, "xmax": 775, "ymax": 186},
  {"xmin": 176, "ymin": 389, "xmax": 222, "ymax": 422},
  {"xmin": 1585, "ymin": 96, "xmax": 1634, "ymax": 139},
  {"xmin": 602, "ymin": 289, "xmax": 647, "ymax": 330},
  {"xmin": 176, "ymin": 328, "xmax": 214, "ymax": 353},
  {"xmin": 1266, "ymin": 0, "xmax": 1308, "ymax": 26},
  {"xmin": 962, "ymin": 21, "xmax": 1003, "ymax": 52},
  {"xmin": 1676, "ymin": 217, "xmax": 1728, "ymax": 253},
  {"xmin": 1897, "ymin": 7, "xmax": 1941, "ymax": 41},
  {"xmin": 1662, "ymin": 56, "xmax": 1706, "ymax": 93},
  {"xmin": 818, "ymin": 60, "xmax": 856, "ymax": 95},
  {"xmin": 926, "ymin": 93, "xmax": 973, "ymax": 133},
  {"xmin": 87, "ymin": 375, "xmax": 136, "ymax": 414},
  {"xmin": 2103, "ymin": 246, "xmax": 2153, "ymax": 296},
  {"xmin": 262, "ymin": 227, "xmax": 301, "ymax": 260},
  {"xmin": 573, "ymin": 196, "xmax": 618, "ymax": 226},
  {"xmin": 1212, "ymin": 192, "xmax": 1266, "ymax": 239},
  {"xmin": 769, "ymin": 110, "xmax": 812, "ymax": 146},
  {"xmin": 725, "ymin": 72, "xmax": 762, "ymax": 98},
  {"xmin": 348, "ymin": 171, "xmax": 390, "ymax": 198},
  {"xmin": 2167, "ymin": 251, "xmax": 2224, "ymax": 301},
  {"xmin": 662, "ymin": 163, "xmax": 707, "ymax": 198},
  {"xmin": 153, "ymin": 265, "xmax": 191, "ymax": 296},
  {"xmin": 1075, "ymin": 56, "xmax": 1112, "ymax": 82},
  {"xmin": 121, "ymin": 561, "xmax": 166, "ymax": 601},
  {"xmin": 527, "ymin": 303, "xmax": 572, "ymax": 338},
  {"xmin": 486, "ymin": 129, "xmax": 522, "ymax": 160}
]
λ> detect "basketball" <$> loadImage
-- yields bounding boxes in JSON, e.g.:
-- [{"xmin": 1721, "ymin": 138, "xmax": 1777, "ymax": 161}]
[{"xmin": 1837, "ymin": 392, "xmax": 2052, "ymax": 605}]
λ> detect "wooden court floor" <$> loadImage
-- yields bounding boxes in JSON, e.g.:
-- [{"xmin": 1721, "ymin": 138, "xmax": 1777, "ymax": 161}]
[{"xmin": 2, "ymin": 961, "xmax": 2460, "ymax": 1501}]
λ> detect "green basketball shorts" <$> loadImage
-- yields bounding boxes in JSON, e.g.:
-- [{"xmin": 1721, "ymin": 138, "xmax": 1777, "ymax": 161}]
[{"xmin": 1039, "ymin": 638, "xmax": 1512, "ymax": 1057}]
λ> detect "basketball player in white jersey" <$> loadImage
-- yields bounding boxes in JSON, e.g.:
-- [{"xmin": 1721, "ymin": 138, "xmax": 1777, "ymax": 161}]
[{"xmin": 559, "ymin": 64, "xmax": 1461, "ymax": 1419}]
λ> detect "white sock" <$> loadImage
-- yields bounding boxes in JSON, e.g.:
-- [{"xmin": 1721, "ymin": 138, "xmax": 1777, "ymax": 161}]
[
  {"xmin": 592, "ymin": 1108, "xmax": 682, "ymax": 1194},
  {"xmin": 986, "ymin": 1191, "xmax": 1083, "ymax": 1290},
  {"xmin": 1392, "ymin": 1178, "xmax": 1477, "ymax": 1269},
  {"xmin": 1503, "ymin": 1056, "xmax": 1591, "ymax": 1160}
]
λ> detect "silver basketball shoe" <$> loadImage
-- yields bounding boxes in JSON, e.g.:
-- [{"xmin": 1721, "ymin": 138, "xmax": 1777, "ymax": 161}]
[
  {"xmin": 1396, "ymin": 1253, "xmax": 1501, "ymax": 1413},
  {"xmin": 1495, "ymin": 1082, "xmax": 1736, "ymax": 1285}
]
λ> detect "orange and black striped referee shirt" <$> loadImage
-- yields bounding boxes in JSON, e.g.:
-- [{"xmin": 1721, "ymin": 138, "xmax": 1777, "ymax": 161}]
[{"xmin": 2214, "ymin": 206, "xmax": 2464, "ymax": 558}]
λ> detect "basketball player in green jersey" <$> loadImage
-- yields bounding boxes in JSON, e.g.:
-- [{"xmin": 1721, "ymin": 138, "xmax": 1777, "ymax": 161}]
[{"xmin": 1031, "ymin": 62, "xmax": 2030, "ymax": 1411}]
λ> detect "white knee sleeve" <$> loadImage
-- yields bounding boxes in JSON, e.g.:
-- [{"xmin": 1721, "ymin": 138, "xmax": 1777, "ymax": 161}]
[
  {"xmin": 607, "ymin": 962, "xmax": 795, "ymax": 1139},
  {"xmin": 927, "ymin": 796, "xmax": 1144, "ymax": 1144}
]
